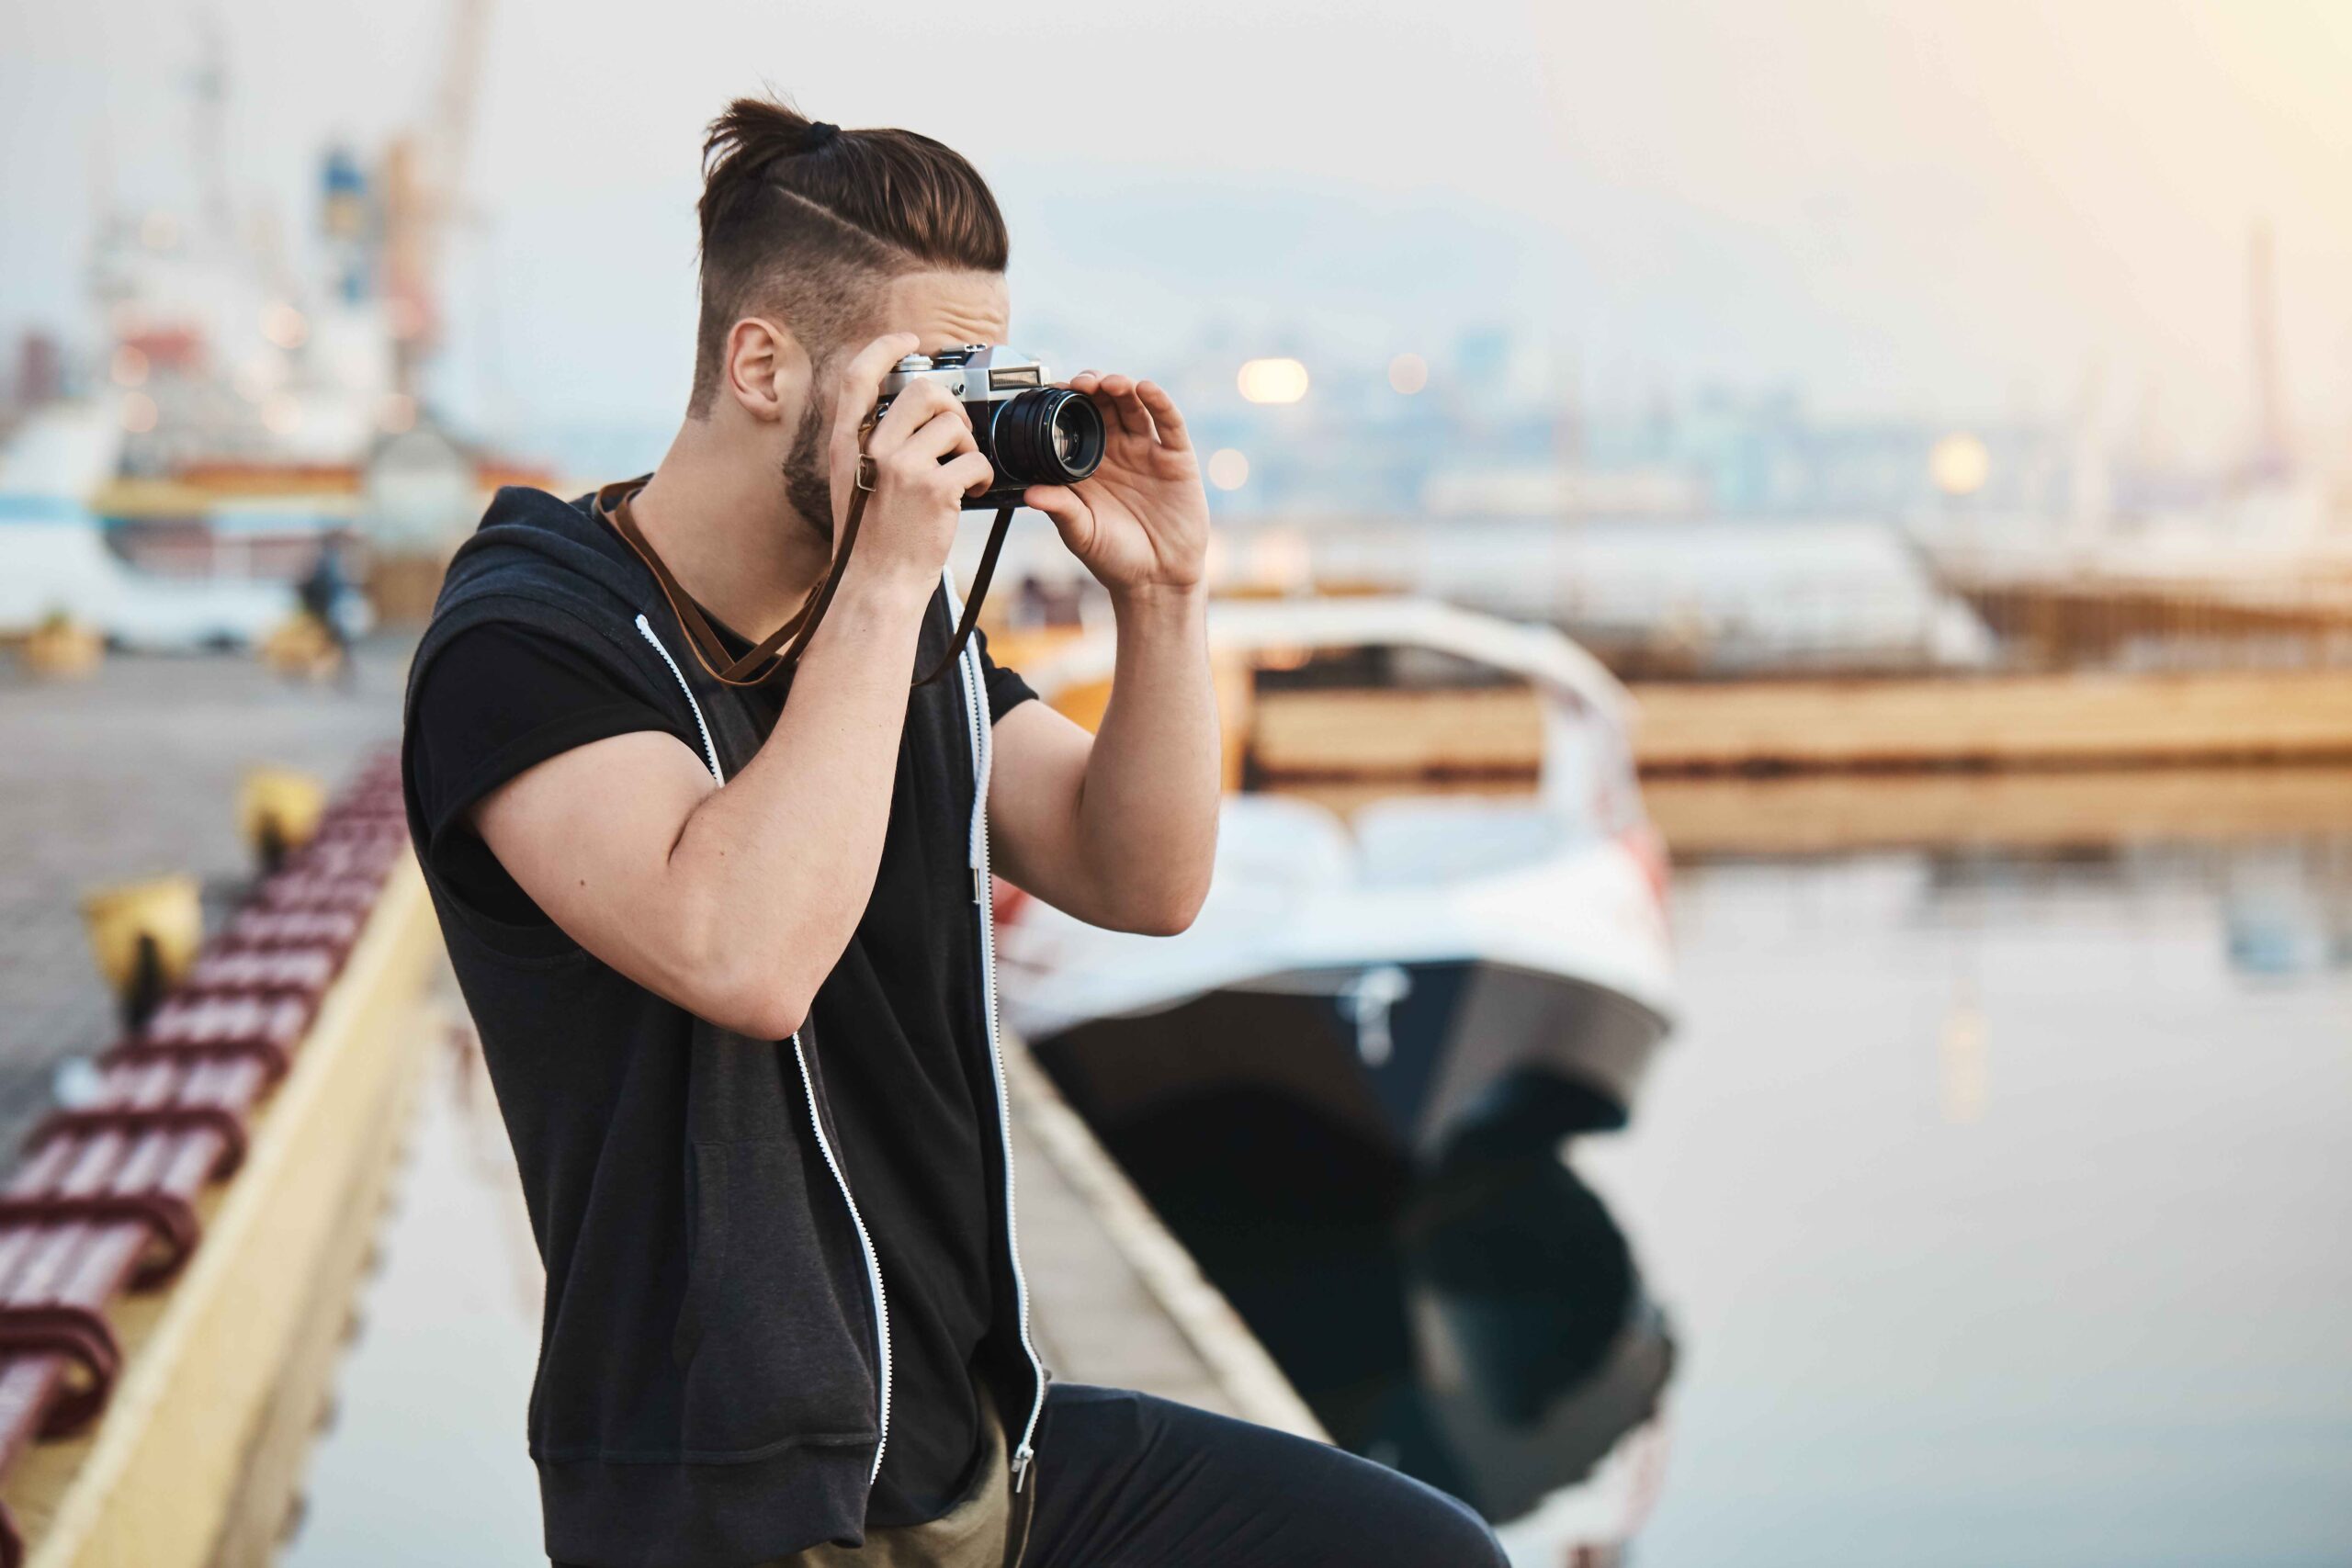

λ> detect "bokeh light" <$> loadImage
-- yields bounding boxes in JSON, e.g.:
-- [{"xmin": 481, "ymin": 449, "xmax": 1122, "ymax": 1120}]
[
  {"xmin": 1386, "ymin": 353, "xmax": 1429, "ymax": 395},
  {"xmin": 1237, "ymin": 357, "xmax": 1309, "ymax": 405},
  {"xmin": 260, "ymin": 302, "xmax": 310, "ymax": 351},
  {"xmin": 1206, "ymin": 448, "xmax": 1250, "ymax": 491},
  {"xmin": 1928, "ymin": 432, "xmax": 1991, "ymax": 497}
]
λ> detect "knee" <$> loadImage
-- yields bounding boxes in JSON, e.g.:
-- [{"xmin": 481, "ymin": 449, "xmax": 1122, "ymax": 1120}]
[
  {"xmin": 1430, "ymin": 1497, "xmax": 1510, "ymax": 1568},
  {"xmin": 1392, "ymin": 1482, "xmax": 1509, "ymax": 1568}
]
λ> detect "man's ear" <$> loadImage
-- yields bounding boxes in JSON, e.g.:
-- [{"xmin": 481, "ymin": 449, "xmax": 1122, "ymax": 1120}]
[{"xmin": 724, "ymin": 317, "xmax": 811, "ymax": 424}]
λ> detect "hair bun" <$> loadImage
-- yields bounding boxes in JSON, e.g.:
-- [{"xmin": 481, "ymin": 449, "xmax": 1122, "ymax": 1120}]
[{"xmin": 802, "ymin": 120, "xmax": 840, "ymax": 150}]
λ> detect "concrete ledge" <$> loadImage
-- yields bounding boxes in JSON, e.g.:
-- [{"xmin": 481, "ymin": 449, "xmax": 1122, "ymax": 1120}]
[
  {"xmin": 1002, "ymin": 1035, "xmax": 1326, "ymax": 1440},
  {"xmin": 5, "ymin": 857, "xmax": 438, "ymax": 1568}
]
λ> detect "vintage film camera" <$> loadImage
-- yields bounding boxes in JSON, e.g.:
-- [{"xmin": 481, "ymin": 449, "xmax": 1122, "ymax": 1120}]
[{"xmin": 871, "ymin": 345, "xmax": 1105, "ymax": 509}]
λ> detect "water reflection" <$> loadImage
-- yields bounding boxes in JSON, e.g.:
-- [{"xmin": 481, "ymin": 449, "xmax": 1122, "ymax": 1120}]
[
  {"xmin": 1069, "ymin": 1085, "xmax": 1673, "ymax": 1559},
  {"xmin": 1913, "ymin": 836, "xmax": 2352, "ymax": 979},
  {"xmin": 1600, "ymin": 833, "xmax": 2352, "ymax": 1568},
  {"xmin": 2219, "ymin": 843, "xmax": 2352, "ymax": 976}
]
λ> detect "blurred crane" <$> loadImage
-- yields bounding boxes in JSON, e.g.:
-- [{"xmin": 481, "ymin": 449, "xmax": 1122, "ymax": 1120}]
[{"xmin": 381, "ymin": 0, "xmax": 495, "ymax": 399}]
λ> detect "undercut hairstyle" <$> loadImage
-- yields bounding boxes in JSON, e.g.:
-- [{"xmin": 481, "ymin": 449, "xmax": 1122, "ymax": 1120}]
[{"xmin": 690, "ymin": 96, "xmax": 1010, "ymax": 417}]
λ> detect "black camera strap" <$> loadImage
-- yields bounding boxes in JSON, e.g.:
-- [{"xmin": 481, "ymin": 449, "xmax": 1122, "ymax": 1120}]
[{"xmin": 596, "ymin": 476, "xmax": 1015, "ymax": 691}]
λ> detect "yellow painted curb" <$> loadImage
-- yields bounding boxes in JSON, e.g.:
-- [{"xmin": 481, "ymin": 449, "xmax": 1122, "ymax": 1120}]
[{"xmin": 7, "ymin": 856, "xmax": 438, "ymax": 1568}]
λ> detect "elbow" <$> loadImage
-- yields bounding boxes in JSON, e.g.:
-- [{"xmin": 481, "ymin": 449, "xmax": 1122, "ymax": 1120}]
[
  {"xmin": 695, "ymin": 947, "xmax": 814, "ymax": 1041},
  {"xmin": 1116, "ymin": 877, "xmax": 1209, "ymax": 939},
  {"xmin": 719, "ymin": 988, "xmax": 810, "ymax": 1043},
  {"xmin": 668, "ymin": 894, "xmax": 820, "ymax": 1039},
  {"xmin": 1117, "ymin": 843, "xmax": 1216, "ymax": 937}
]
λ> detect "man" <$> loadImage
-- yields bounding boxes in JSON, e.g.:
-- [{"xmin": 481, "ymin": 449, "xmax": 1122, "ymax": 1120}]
[{"xmin": 401, "ymin": 96, "xmax": 1507, "ymax": 1568}]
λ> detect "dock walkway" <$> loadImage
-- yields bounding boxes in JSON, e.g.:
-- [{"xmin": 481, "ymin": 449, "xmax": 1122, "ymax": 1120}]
[{"xmin": 0, "ymin": 648, "xmax": 404, "ymax": 1149}]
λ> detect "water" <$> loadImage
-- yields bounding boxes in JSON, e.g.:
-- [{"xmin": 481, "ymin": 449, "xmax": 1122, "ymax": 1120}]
[
  {"xmin": 1588, "ymin": 841, "xmax": 2352, "ymax": 1567},
  {"xmin": 286, "ymin": 829, "xmax": 2352, "ymax": 1566}
]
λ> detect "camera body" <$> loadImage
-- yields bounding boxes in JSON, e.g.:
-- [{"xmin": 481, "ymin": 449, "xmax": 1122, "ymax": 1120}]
[{"xmin": 872, "ymin": 345, "xmax": 1105, "ymax": 510}]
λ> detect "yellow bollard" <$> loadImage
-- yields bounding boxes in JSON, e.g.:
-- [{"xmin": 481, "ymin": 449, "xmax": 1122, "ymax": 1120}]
[
  {"xmin": 258, "ymin": 612, "xmax": 343, "ymax": 682},
  {"xmin": 82, "ymin": 874, "xmax": 203, "ymax": 1028},
  {"xmin": 21, "ymin": 611, "xmax": 105, "ymax": 679},
  {"xmin": 240, "ymin": 765, "xmax": 329, "ymax": 873}
]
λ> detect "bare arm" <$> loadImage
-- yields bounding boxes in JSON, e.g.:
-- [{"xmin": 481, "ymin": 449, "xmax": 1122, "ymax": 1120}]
[
  {"xmin": 470, "ymin": 334, "xmax": 989, "ymax": 1038},
  {"xmin": 988, "ymin": 376, "xmax": 1220, "ymax": 935}
]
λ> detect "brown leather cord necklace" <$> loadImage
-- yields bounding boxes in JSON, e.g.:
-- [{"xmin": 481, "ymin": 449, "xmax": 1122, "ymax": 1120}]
[{"xmin": 596, "ymin": 471, "xmax": 1016, "ymax": 690}]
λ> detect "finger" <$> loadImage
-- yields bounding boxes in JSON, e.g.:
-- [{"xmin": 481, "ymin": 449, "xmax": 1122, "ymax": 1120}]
[
  {"xmin": 1065, "ymin": 371, "xmax": 1102, "ymax": 397},
  {"xmin": 898, "ymin": 406, "xmax": 981, "ymax": 466},
  {"xmin": 868, "ymin": 378, "xmax": 969, "ymax": 456},
  {"xmin": 942, "ymin": 450, "xmax": 997, "ymax": 499},
  {"xmin": 1134, "ymin": 380, "xmax": 1191, "ymax": 450},
  {"xmin": 1023, "ymin": 484, "xmax": 1089, "ymax": 534},
  {"xmin": 831, "ymin": 333, "xmax": 922, "ymax": 434},
  {"xmin": 829, "ymin": 333, "xmax": 922, "ymax": 468},
  {"xmin": 1095, "ymin": 374, "xmax": 1155, "ymax": 439}
]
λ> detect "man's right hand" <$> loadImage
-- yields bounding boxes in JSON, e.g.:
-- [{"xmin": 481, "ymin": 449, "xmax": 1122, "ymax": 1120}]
[{"xmin": 827, "ymin": 333, "xmax": 993, "ymax": 590}]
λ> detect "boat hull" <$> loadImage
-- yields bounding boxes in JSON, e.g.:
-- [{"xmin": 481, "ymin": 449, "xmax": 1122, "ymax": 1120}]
[{"xmin": 1031, "ymin": 957, "xmax": 1669, "ymax": 1160}]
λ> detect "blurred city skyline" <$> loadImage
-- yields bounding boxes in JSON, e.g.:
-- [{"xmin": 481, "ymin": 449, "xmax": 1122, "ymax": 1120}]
[{"xmin": 6, "ymin": 0, "xmax": 2352, "ymax": 475}]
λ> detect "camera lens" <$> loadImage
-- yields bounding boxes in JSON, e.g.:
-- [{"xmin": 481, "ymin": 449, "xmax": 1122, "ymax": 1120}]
[{"xmin": 989, "ymin": 389, "xmax": 1103, "ymax": 488}]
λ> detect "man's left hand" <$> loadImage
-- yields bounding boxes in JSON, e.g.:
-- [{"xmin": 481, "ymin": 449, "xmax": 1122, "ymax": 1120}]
[{"xmin": 1023, "ymin": 374, "xmax": 1208, "ymax": 598}]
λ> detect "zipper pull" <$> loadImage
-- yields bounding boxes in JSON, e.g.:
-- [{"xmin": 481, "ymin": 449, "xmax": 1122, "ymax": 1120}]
[
  {"xmin": 1010, "ymin": 1444, "xmax": 1034, "ymax": 1493},
  {"xmin": 972, "ymin": 867, "xmax": 984, "ymax": 905}
]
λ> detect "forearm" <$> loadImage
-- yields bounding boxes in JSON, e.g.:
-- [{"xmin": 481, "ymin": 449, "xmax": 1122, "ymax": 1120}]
[
  {"xmin": 663, "ymin": 562, "xmax": 934, "ymax": 1030},
  {"xmin": 1070, "ymin": 585, "xmax": 1219, "ymax": 932}
]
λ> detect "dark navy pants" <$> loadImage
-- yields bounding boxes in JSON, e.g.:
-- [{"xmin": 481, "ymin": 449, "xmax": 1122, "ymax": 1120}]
[
  {"xmin": 1017, "ymin": 1383, "xmax": 1507, "ymax": 1568},
  {"xmin": 559, "ymin": 1383, "xmax": 1507, "ymax": 1567}
]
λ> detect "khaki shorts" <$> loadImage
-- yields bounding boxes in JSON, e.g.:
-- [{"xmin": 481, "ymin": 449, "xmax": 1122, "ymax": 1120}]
[{"xmin": 768, "ymin": 1386, "xmax": 1028, "ymax": 1568}]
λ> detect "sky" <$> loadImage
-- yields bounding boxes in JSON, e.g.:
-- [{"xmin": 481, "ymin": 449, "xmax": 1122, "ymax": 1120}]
[{"xmin": 5, "ymin": 0, "xmax": 2351, "ymax": 465}]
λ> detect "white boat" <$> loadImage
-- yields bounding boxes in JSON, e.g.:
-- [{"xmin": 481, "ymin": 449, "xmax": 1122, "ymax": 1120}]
[{"xmin": 999, "ymin": 594, "xmax": 1676, "ymax": 1160}]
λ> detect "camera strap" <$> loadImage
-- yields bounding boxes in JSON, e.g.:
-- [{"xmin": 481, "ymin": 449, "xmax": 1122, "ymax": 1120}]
[{"xmin": 595, "ymin": 477, "xmax": 1014, "ymax": 691}]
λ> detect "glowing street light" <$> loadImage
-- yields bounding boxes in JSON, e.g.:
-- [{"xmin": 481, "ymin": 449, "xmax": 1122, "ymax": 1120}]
[
  {"xmin": 1387, "ymin": 352, "xmax": 1429, "ymax": 395},
  {"xmin": 1929, "ymin": 433, "xmax": 1990, "ymax": 498},
  {"xmin": 1237, "ymin": 357, "xmax": 1309, "ymax": 405}
]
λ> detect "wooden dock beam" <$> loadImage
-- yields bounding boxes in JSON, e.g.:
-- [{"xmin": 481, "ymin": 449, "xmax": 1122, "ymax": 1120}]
[{"xmin": 1631, "ymin": 669, "xmax": 2352, "ymax": 773}]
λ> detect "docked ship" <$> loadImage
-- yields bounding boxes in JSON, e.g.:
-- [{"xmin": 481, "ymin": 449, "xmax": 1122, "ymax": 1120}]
[{"xmin": 0, "ymin": 19, "xmax": 537, "ymax": 648}]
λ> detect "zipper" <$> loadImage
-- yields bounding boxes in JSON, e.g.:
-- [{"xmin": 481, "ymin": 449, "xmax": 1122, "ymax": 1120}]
[
  {"xmin": 792, "ymin": 1033, "xmax": 894, "ymax": 1483},
  {"xmin": 638, "ymin": 612, "xmax": 894, "ymax": 1480},
  {"xmin": 951, "ymin": 578, "xmax": 1047, "ymax": 1491},
  {"xmin": 635, "ymin": 614, "xmax": 723, "ymax": 784}
]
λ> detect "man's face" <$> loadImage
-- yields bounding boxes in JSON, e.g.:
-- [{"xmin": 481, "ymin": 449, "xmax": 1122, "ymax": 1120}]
[{"xmin": 783, "ymin": 269, "xmax": 1012, "ymax": 538}]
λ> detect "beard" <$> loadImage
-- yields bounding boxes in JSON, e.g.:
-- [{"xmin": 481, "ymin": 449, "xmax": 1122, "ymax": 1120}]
[{"xmin": 780, "ymin": 391, "xmax": 833, "ymax": 542}]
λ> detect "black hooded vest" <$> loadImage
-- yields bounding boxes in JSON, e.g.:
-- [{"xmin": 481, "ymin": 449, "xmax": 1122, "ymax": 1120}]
[{"xmin": 399, "ymin": 488, "xmax": 1044, "ymax": 1568}]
